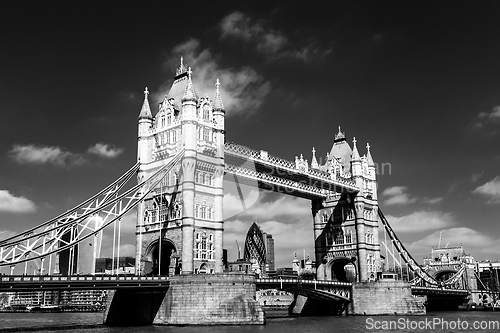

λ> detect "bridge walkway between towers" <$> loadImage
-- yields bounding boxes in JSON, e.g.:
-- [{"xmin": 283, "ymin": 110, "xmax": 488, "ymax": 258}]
[{"xmin": 224, "ymin": 142, "xmax": 359, "ymax": 199}]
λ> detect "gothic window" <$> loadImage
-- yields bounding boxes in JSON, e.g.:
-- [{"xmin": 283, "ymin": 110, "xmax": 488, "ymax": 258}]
[
  {"xmin": 207, "ymin": 207, "xmax": 212, "ymax": 220},
  {"xmin": 197, "ymin": 126, "xmax": 202, "ymax": 140},
  {"xmin": 209, "ymin": 234, "xmax": 213, "ymax": 243},
  {"xmin": 161, "ymin": 116, "xmax": 165, "ymax": 128},
  {"xmin": 335, "ymin": 233, "xmax": 344, "ymax": 245},
  {"xmin": 201, "ymin": 206, "xmax": 206, "ymax": 219},
  {"xmin": 200, "ymin": 173, "xmax": 205, "ymax": 185},
  {"xmin": 203, "ymin": 128, "xmax": 210, "ymax": 142},
  {"xmin": 322, "ymin": 213, "xmax": 329, "ymax": 222},
  {"xmin": 345, "ymin": 230, "xmax": 352, "ymax": 244},
  {"xmin": 203, "ymin": 106, "xmax": 209, "ymax": 121},
  {"xmin": 171, "ymin": 130, "xmax": 176, "ymax": 143},
  {"xmin": 195, "ymin": 204, "xmax": 199, "ymax": 218},
  {"xmin": 167, "ymin": 115, "xmax": 171, "ymax": 126},
  {"xmin": 166, "ymin": 131, "xmax": 171, "ymax": 144}
]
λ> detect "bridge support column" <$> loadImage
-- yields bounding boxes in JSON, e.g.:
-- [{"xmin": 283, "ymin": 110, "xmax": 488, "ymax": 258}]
[
  {"xmin": 154, "ymin": 274, "xmax": 264, "ymax": 325},
  {"xmin": 348, "ymin": 280, "xmax": 425, "ymax": 315}
]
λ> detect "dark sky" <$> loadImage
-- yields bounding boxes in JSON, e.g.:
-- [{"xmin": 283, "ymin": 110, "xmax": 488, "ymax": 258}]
[{"xmin": 1, "ymin": 1, "xmax": 500, "ymax": 267}]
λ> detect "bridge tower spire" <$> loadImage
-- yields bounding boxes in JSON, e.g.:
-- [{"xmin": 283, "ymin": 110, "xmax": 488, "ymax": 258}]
[{"xmin": 137, "ymin": 87, "xmax": 153, "ymax": 168}]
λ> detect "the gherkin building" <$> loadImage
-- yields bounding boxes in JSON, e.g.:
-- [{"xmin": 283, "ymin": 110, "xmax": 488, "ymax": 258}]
[{"xmin": 243, "ymin": 222, "xmax": 267, "ymax": 269}]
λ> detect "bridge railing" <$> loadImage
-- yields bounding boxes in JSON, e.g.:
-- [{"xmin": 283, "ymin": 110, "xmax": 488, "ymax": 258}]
[
  {"xmin": 0, "ymin": 275, "xmax": 169, "ymax": 283},
  {"xmin": 256, "ymin": 278, "xmax": 352, "ymax": 287}
]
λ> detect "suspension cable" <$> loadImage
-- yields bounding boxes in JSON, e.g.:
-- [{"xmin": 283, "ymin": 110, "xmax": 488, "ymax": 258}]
[{"xmin": 0, "ymin": 149, "xmax": 184, "ymax": 268}]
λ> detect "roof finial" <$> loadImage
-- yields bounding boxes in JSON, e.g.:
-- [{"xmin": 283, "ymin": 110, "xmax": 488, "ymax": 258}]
[
  {"xmin": 352, "ymin": 137, "xmax": 361, "ymax": 161},
  {"xmin": 138, "ymin": 87, "xmax": 152, "ymax": 120},
  {"xmin": 180, "ymin": 56, "xmax": 183, "ymax": 67},
  {"xmin": 214, "ymin": 78, "xmax": 225, "ymax": 110},
  {"xmin": 335, "ymin": 126, "xmax": 346, "ymax": 142},
  {"xmin": 311, "ymin": 147, "xmax": 319, "ymax": 169},
  {"xmin": 182, "ymin": 67, "xmax": 197, "ymax": 102},
  {"xmin": 366, "ymin": 143, "xmax": 370, "ymax": 152}
]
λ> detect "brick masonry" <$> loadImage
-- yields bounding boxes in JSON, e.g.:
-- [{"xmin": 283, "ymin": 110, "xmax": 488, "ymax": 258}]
[{"xmin": 348, "ymin": 280, "xmax": 426, "ymax": 315}]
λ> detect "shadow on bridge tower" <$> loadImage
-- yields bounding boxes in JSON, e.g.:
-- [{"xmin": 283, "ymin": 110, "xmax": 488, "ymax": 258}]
[{"xmin": 312, "ymin": 128, "xmax": 380, "ymax": 283}]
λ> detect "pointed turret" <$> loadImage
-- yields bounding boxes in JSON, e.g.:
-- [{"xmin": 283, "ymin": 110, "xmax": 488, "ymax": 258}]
[
  {"xmin": 366, "ymin": 143, "xmax": 375, "ymax": 166},
  {"xmin": 182, "ymin": 67, "xmax": 197, "ymax": 102},
  {"xmin": 351, "ymin": 137, "xmax": 363, "ymax": 178},
  {"xmin": 138, "ymin": 87, "xmax": 152, "ymax": 120},
  {"xmin": 213, "ymin": 78, "xmax": 225, "ymax": 111},
  {"xmin": 351, "ymin": 137, "xmax": 361, "ymax": 161},
  {"xmin": 311, "ymin": 147, "xmax": 319, "ymax": 169}
]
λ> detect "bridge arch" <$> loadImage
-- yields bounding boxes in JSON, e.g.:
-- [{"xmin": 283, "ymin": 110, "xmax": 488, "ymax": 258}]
[
  {"xmin": 325, "ymin": 257, "xmax": 357, "ymax": 282},
  {"xmin": 432, "ymin": 269, "xmax": 457, "ymax": 281},
  {"xmin": 144, "ymin": 238, "xmax": 179, "ymax": 276}
]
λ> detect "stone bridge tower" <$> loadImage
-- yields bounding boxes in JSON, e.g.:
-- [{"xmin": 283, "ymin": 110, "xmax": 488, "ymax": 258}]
[
  {"xmin": 311, "ymin": 128, "xmax": 381, "ymax": 282},
  {"xmin": 135, "ymin": 59, "xmax": 225, "ymax": 275}
]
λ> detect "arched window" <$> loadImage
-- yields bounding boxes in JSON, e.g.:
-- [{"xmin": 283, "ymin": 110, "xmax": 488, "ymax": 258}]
[
  {"xmin": 203, "ymin": 128, "xmax": 209, "ymax": 142},
  {"xmin": 161, "ymin": 116, "xmax": 165, "ymax": 128},
  {"xmin": 167, "ymin": 115, "xmax": 171, "ymax": 125},
  {"xmin": 345, "ymin": 230, "xmax": 352, "ymax": 244},
  {"xmin": 203, "ymin": 106, "xmax": 210, "ymax": 121}
]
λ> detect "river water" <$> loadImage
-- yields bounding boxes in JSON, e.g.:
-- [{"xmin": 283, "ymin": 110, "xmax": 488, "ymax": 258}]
[{"xmin": 1, "ymin": 311, "xmax": 499, "ymax": 332}]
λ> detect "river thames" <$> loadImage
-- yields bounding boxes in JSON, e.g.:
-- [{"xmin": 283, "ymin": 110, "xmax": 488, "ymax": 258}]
[{"xmin": 1, "ymin": 311, "xmax": 499, "ymax": 333}]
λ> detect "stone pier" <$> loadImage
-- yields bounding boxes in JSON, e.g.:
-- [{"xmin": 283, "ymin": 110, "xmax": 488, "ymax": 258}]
[
  {"xmin": 348, "ymin": 280, "xmax": 425, "ymax": 315},
  {"xmin": 155, "ymin": 273, "xmax": 264, "ymax": 325}
]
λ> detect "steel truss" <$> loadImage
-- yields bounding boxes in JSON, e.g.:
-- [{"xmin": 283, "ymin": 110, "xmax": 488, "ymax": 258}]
[
  {"xmin": 0, "ymin": 150, "xmax": 184, "ymax": 267},
  {"xmin": 378, "ymin": 208, "xmax": 466, "ymax": 289}
]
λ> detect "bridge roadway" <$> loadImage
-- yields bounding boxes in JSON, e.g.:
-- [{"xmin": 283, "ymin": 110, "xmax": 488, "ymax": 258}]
[{"xmin": 0, "ymin": 275, "xmax": 468, "ymax": 298}]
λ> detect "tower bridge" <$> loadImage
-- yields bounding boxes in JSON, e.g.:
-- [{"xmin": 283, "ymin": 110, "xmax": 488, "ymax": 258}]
[{"xmin": 0, "ymin": 59, "xmax": 472, "ymax": 325}]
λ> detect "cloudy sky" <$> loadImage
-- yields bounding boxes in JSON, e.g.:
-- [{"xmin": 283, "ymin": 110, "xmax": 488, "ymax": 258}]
[{"xmin": 1, "ymin": 1, "xmax": 500, "ymax": 270}]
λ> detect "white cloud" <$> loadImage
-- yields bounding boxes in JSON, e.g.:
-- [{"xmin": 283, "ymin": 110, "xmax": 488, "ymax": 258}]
[
  {"xmin": 0, "ymin": 229, "xmax": 17, "ymax": 241},
  {"xmin": 472, "ymin": 176, "xmax": 500, "ymax": 203},
  {"xmin": 87, "ymin": 143, "xmax": 124, "ymax": 158},
  {"xmin": 0, "ymin": 190, "xmax": 36, "ymax": 213},
  {"xmin": 382, "ymin": 186, "xmax": 417, "ymax": 205},
  {"xmin": 406, "ymin": 228, "xmax": 500, "ymax": 261},
  {"xmin": 9, "ymin": 144, "xmax": 85, "ymax": 167},
  {"xmin": 478, "ymin": 105, "xmax": 500, "ymax": 121},
  {"xmin": 383, "ymin": 211, "xmax": 455, "ymax": 234},
  {"xmin": 160, "ymin": 38, "xmax": 271, "ymax": 116},
  {"xmin": 219, "ymin": 12, "xmax": 330, "ymax": 62},
  {"xmin": 422, "ymin": 197, "xmax": 443, "ymax": 205},
  {"xmin": 240, "ymin": 195, "xmax": 311, "ymax": 220}
]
